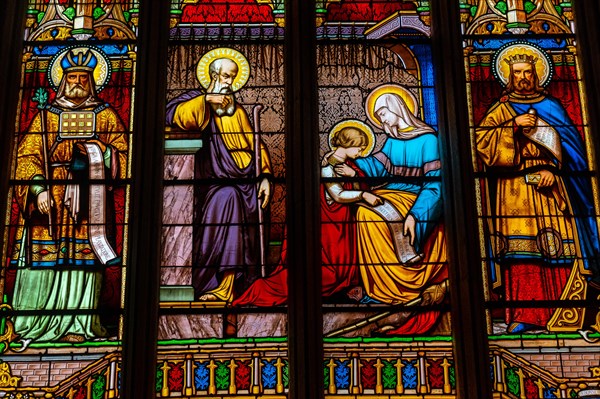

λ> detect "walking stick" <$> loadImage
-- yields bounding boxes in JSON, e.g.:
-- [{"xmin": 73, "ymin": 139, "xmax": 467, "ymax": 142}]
[
  {"xmin": 32, "ymin": 88, "xmax": 53, "ymax": 237},
  {"xmin": 325, "ymin": 280, "xmax": 449, "ymax": 337},
  {"xmin": 253, "ymin": 104, "xmax": 266, "ymax": 277},
  {"xmin": 324, "ymin": 297, "xmax": 422, "ymax": 338}
]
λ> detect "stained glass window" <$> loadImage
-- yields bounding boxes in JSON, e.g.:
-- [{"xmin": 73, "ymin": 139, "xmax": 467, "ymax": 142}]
[
  {"xmin": 311, "ymin": 1, "xmax": 456, "ymax": 396},
  {"xmin": 1, "ymin": 0, "xmax": 600, "ymax": 398},
  {"xmin": 157, "ymin": 1, "xmax": 288, "ymax": 397},
  {"xmin": 462, "ymin": 0, "xmax": 600, "ymax": 396},
  {"xmin": 0, "ymin": 1, "xmax": 138, "ymax": 398}
]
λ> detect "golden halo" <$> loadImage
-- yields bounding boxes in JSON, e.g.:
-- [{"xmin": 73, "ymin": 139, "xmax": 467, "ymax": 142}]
[
  {"xmin": 196, "ymin": 48, "xmax": 250, "ymax": 92},
  {"xmin": 365, "ymin": 84, "xmax": 419, "ymax": 129},
  {"xmin": 48, "ymin": 46, "xmax": 111, "ymax": 92},
  {"xmin": 328, "ymin": 119, "xmax": 375, "ymax": 157},
  {"xmin": 493, "ymin": 42, "xmax": 553, "ymax": 87}
]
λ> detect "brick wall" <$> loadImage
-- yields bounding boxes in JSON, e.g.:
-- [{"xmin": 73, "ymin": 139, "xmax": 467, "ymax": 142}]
[
  {"xmin": 8, "ymin": 359, "xmax": 94, "ymax": 387},
  {"xmin": 520, "ymin": 352, "xmax": 600, "ymax": 378}
]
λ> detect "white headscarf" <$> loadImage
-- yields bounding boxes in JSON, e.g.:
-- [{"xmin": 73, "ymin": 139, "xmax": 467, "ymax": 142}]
[{"xmin": 374, "ymin": 93, "xmax": 435, "ymax": 139}]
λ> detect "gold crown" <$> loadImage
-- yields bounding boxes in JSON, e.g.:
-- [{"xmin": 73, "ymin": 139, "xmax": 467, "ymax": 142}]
[{"xmin": 503, "ymin": 53, "xmax": 538, "ymax": 66}]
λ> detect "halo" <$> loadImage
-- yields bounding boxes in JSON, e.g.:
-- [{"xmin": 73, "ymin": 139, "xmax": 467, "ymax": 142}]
[
  {"xmin": 365, "ymin": 84, "xmax": 419, "ymax": 129},
  {"xmin": 48, "ymin": 46, "xmax": 111, "ymax": 92},
  {"xmin": 493, "ymin": 41, "xmax": 553, "ymax": 87},
  {"xmin": 196, "ymin": 48, "xmax": 250, "ymax": 92},
  {"xmin": 328, "ymin": 119, "xmax": 375, "ymax": 157}
]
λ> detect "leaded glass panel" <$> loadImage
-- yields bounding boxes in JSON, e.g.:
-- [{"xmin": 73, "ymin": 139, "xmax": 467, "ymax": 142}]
[
  {"xmin": 315, "ymin": 1, "xmax": 456, "ymax": 396},
  {"xmin": 462, "ymin": 0, "xmax": 600, "ymax": 395},
  {"xmin": 157, "ymin": 1, "xmax": 288, "ymax": 397},
  {"xmin": 0, "ymin": 1, "xmax": 139, "ymax": 397}
]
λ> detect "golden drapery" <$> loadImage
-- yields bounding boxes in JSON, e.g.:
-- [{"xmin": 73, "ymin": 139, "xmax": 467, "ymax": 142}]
[{"xmin": 357, "ymin": 189, "xmax": 447, "ymax": 304}]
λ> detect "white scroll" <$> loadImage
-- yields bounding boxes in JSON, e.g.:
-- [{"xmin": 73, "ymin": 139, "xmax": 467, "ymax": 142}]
[
  {"xmin": 85, "ymin": 142, "xmax": 118, "ymax": 265},
  {"xmin": 523, "ymin": 113, "xmax": 562, "ymax": 164}
]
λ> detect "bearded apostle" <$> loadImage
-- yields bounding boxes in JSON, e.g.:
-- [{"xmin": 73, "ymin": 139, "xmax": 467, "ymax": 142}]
[{"xmin": 166, "ymin": 52, "xmax": 272, "ymax": 302}]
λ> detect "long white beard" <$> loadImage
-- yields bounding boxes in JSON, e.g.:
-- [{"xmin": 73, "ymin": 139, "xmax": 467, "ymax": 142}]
[
  {"xmin": 211, "ymin": 81, "xmax": 236, "ymax": 117},
  {"xmin": 65, "ymin": 84, "xmax": 90, "ymax": 101}
]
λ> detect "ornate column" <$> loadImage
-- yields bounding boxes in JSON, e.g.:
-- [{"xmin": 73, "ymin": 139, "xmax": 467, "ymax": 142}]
[
  {"xmin": 73, "ymin": 0, "xmax": 95, "ymax": 40},
  {"xmin": 374, "ymin": 358, "xmax": 384, "ymax": 394},
  {"xmin": 506, "ymin": 0, "xmax": 530, "ymax": 34},
  {"xmin": 250, "ymin": 352, "xmax": 262, "ymax": 394},
  {"xmin": 275, "ymin": 357, "xmax": 285, "ymax": 394},
  {"xmin": 441, "ymin": 357, "xmax": 452, "ymax": 394},
  {"xmin": 207, "ymin": 360, "xmax": 217, "ymax": 395},
  {"xmin": 228, "ymin": 359, "xmax": 238, "ymax": 394},
  {"xmin": 394, "ymin": 359, "xmax": 404, "ymax": 394},
  {"xmin": 183, "ymin": 355, "xmax": 195, "ymax": 396},
  {"xmin": 160, "ymin": 362, "xmax": 171, "ymax": 397},
  {"xmin": 326, "ymin": 359, "xmax": 337, "ymax": 394},
  {"xmin": 349, "ymin": 353, "xmax": 361, "ymax": 394},
  {"xmin": 417, "ymin": 352, "xmax": 429, "ymax": 395}
]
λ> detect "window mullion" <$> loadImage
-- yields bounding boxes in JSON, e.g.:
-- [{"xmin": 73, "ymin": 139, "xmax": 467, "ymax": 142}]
[
  {"xmin": 575, "ymin": 2, "xmax": 600, "ymax": 166},
  {"xmin": 0, "ymin": 0, "xmax": 26, "ymax": 263},
  {"xmin": 121, "ymin": 1, "xmax": 170, "ymax": 398},
  {"xmin": 285, "ymin": 0, "xmax": 324, "ymax": 398},
  {"xmin": 430, "ymin": 0, "xmax": 493, "ymax": 397}
]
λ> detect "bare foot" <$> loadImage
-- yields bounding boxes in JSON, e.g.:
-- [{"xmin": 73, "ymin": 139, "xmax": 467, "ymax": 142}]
[{"xmin": 198, "ymin": 293, "xmax": 219, "ymax": 301}]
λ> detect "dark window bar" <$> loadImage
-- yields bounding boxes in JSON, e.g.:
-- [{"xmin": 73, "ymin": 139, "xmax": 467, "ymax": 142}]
[
  {"xmin": 121, "ymin": 1, "xmax": 170, "ymax": 398},
  {"xmin": 575, "ymin": 2, "xmax": 600, "ymax": 179},
  {"xmin": 429, "ymin": 0, "xmax": 493, "ymax": 397},
  {"xmin": 285, "ymin": 0, "xmax": 324, "ymax": 399},
  {"xmin": 0, "ymin": 2, "xmax": 26, "ymax": 271}
]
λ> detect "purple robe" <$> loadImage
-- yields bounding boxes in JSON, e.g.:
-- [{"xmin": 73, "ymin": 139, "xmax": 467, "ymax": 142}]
[{"xmin": 166, "ymin": 92, "xmax": 260, "ymax": 296}]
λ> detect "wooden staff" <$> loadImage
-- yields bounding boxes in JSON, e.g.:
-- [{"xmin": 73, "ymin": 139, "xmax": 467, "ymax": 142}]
[
  {"xmin": 324, "ymin": 296, "xmax": 422, "ymax": 338},
  {"xmin": 40, "ymin": 107, "xmax": 53, "ymax": 238},
  {"xmin": 32, "ymin": 88, "xmax": 53, "ymax": 238},
  {"xmin": 325, "ymin": 280, "xmax": 449, "ymax": 337},
  {"xmin": 253, "ymin": 104, "xmax": 266, "ymax": 277}
]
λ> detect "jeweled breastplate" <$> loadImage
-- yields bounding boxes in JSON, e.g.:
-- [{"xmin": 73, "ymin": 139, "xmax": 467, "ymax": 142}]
[{"xmin": 58, "ymin": 110, "xmax": 96, "ymax": 139}]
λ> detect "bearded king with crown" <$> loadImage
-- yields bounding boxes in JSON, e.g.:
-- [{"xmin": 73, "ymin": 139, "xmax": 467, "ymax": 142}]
[
  {"xmin": 9, "ymin": 46, "xmax": 128, "ymax": 343},
  {"xmin": 475, "ymin": 43, "xmax": 600, "ymax": 334}
]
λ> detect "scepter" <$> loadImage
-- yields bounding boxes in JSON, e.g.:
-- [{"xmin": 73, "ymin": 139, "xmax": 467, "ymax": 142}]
[
  {"xmin": 253, "ymin": 104, "xmax": 266, "ymax": 277},
  {"xmin": 32, "ymin": 88, "xmax": 53, "ymax": 237}
]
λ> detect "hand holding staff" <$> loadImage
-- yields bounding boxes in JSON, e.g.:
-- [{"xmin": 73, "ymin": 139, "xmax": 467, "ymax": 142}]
[{"xmin": 32, "ymin": 88, "xmax": 53, "ymax": 237}]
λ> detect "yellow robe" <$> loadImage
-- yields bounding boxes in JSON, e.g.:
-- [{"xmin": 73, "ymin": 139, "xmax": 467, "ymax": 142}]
[
  {"xmin": 172, "ymin": 95, "xmax": 272, "ymax": 174},
  {"xmin": 354, "ymin": 132, "xmax": 447, "ymax": 305},
  {"xmin": 357, "ymin": 190, "xmax": 447, "ymax": 304},
  {"xmin": 475, "ymin": 97, "xmax": 587, "ymax": 330},
  {"xmin": 476, "ymin": 101, "xmax": 576, "ymax": 267}
]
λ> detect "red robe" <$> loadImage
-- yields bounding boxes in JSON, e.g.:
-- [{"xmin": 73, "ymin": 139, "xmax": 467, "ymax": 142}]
[{"xmin": 233, "ymin": 172, "xmax": 359, "ymax": 306}]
